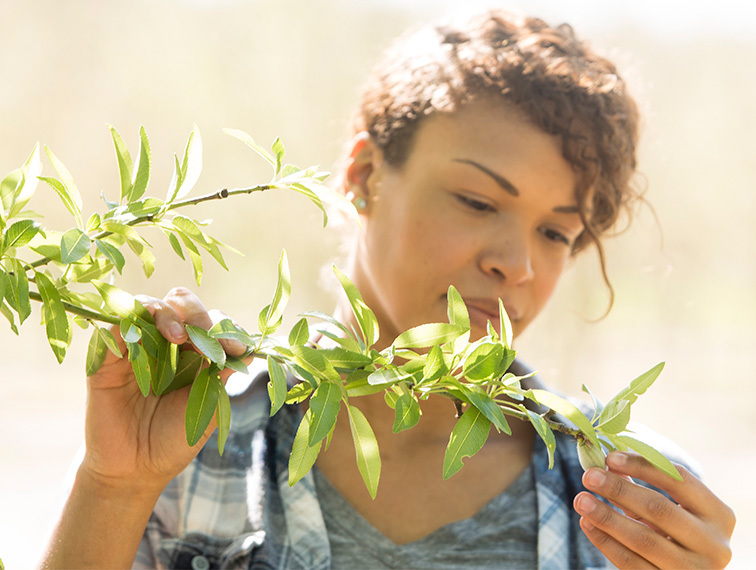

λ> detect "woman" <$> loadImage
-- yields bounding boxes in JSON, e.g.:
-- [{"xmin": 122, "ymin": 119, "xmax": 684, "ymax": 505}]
[{"xmin": 41, "ymin": 10, "xmax": 734, "ymax": 569}]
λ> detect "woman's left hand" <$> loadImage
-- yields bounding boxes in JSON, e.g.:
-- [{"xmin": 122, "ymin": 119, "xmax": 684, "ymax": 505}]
[{"xmin": 573, "ymin": 451, "xmax": 735, "ymax": 569}]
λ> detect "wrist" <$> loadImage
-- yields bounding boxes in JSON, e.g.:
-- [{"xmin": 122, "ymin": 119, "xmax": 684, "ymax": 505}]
[{"xmin": 74, "ymin": 462, "xmax": 168, "ymax": 506}]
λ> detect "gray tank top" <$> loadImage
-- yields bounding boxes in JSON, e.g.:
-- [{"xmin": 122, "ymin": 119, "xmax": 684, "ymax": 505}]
[{"xmin": 313, "ymin": 464, "xmax": 538, "ymax": 569}]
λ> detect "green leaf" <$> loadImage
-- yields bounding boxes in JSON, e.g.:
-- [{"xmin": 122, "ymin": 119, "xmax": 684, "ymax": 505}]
[
  {"xmin": 108, "ymin": 125, "xmax": 134, "ymax": 202},
  {"xmin": 526, "ymin": 410, "xmax": 556, "ymax": 468},
  {"xmin": 3, "ymin": 143, "xmax": 43, "ymax": 218},
  {"xmin": 69, "ymin": 259, "xmax": 112, "ymax": 284},
  {"xmin": 612, "ymin": 435, "xmax": 683, "ymax": 481},
  {"xmin": 60, "ymin": 228, "xmax": 91, "ymax": 263},
  {"xmin": 2, "ymin": 219, "xmax": 42, "ymax": 252},
  {"xmin": 167, "ymin": 125, "xmax": 202, "ymax": 203},
  {"xmin": 288, "ymin": 408, "xmax": 322, "ymax": 487},
  {"xmin": 185, "ymin": 366, "xmax": 220, "ymax": 446},
  {"xmin": 152, "ymin": 339, "xmax": 179, "ymax": 395},
  {"xmin": 86, "ymin": 213, "xmax": 101, "ymax": 233},
  {"xmin": 100, "ymin": 220, "xmax": 150, "ymax": 246},
  {"xmin": 384, "ymin": 389, "xmax": 399, "ymax": 409},
  {"xmin": 393, "ymin": 322, "xmax": 467, "ymax": 350},
  {"xmin": 308, "ymin": 380, "xmax": 342, "ymax": 446},
  {"xmin": 443, "ymin": 405, "xmax": 491, "ymax": 479},
  {"xmin": 289, "ymin": 344, "xmax": 341, "ymax": 383},
  {"xmin": 259, "ymin": 250, "xmax": 291, "ymax": 335},
  {"xmin": 285, "ymin": 381, "xmax": 313, "ymax": 404},
  {"xmin": 94, "ymin": 238, "xmax": 126, "ymax": 273},
  {"xmin": 177, "ymin": 230, "xmax": 203, "ymax": 285},
  {"xmin": 127, "ymin": 342, "xmax": 152, "ymax": 397},
  {"xmin": 137, "ymin": 323, "xmax": 162, "ymax": 359},
  {"xmin": 119, "ymin": 317, "xmax": 142, "ymax": 343},
  {"xmin": 125, "ymin": 237, "xmax": 156, "ymax": 278},
  {"xmin": 367, "ymin": 365, "xmax": 412, "ymax": 386},
  {"xmin": 596, "ymin": 400, "xmax": 631, "ymax": 435},
  {"xmin": 6, "ymin": 259, "xmax": 31, "ymax": 324},
  {"xmin": 130, "ymin": 125, "xmax": 151, "ymax": 201},
  {"xmin": 85, "ymin": 326, "xmax": 108, "ymax": 376},
  {"xmin": 0, "ymin": 301, "xmax": 18, "ymax": 334},
  {"xmin": 271, "ymin": 137, "xmax": 285, "ymax": 175},
  {"xmin": 216, "ymin": 378, "xmax": 231, "ymax": 455},
  {"xmin": 499, "ymin": 299, "xmax": 513, "ymax": 349},
  {"xmin": 43, "ymin": 146, "xmax": 84, "ymax": 226},
  {"xmin": 163, "ymin": 350, "xmax": 203, "ymax": 394},
  {"xmin": 392, "ymin": 392, "xmax": 420, "ymax": 433},
  {"xmin": 224, "ymin": 128, "xmax": 276, "ymax": 168},
  {"xmin": 91, "ymin": 280, "xmax": 153, "ymax": 324},
  {"xmin": 605, "ymin": 362, "xmax": 665, "ymax": 410},
  {"xmin": 35, "ymin": 271, "xmax": 70, "ymax": 363},
  {"xmin": 317, "ymin": 346, "xmax": 373, "ymax": 371},
  {"xmin": 185, "ymin": 324, "xmax": 225, "ymax": 368},
  {"xmin": 462, "ymin": 342, "xmax": 504, "ymax": 381},
  {"xmin": 0, "ymin": 269, "xmax": 7, "ymax": 303},
  {"xmin": 208, "ymin": 318, "xmax": 257, "ymax": 346},
  {"xmin": 446, "ymin": 286, "xmax": 470, "ymax": 329},
  {"xmin": 164, "ymin": 229, "xmax": 185, "ymax": 260},
  {"xmin": 422, "ymin": 344, "xmax": 448, "ymax": 383},
  {"xmin": 267, "ymin": 356, "xmax": 288, "ymax": 417},
  {"xmin": 124, "ymin": 197, "xmax": 163, "ymax": 218},
  {"xmin": 465, "ymin": 389, "xmax": 511, "ymax": 434},
  {"xmin": 344, "ymin": 373, "xmax": 386, "ymax": 397},
  {"xmin": 527, "ymin": 389, "xmax": 600, "ymax": 448},
  {"xmin": 333, "ymin": 266, "xmax": 379, "ymax": 348},
  {"xmin": 347, "ymin": 404, "xmax": 381, "ymax": 499},
  {"xmin": 94, "ymin": 325, "xmax": 123, "ymax": 359},
  {"xmin": 290, "ymin": 181, "xmax": 328, "ymax": 227},
  {"xmin": 224, "ymin": 357, "xmax": 249, "ymax": 374},
  {"xmin": 288, "ymin": 317, "xmax": 310, "ymax": 347},
  {"xmin": 0, "ymin": 169, "xmax": 22, "ymax": 216},
  {"xmin": 582, "ymin": 384, "xmax": 605, "ymax": 422}
]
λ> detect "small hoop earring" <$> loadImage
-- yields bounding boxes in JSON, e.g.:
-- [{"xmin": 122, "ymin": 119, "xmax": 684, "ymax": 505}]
[{"xmin": 353, "ymin": 196, "xmax": 368, "ymax": 211}]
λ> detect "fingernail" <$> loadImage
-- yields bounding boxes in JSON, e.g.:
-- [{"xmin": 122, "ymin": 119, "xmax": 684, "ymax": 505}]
[
  {"xmin": 607, "ymin": 452, "xmax": 628, "ymax": 468},
  {"xmin": 576, "ymin": 494, "xmax": 597, "ymax": 514},
  {"xmin": 170, "ymin": 322, "xmax": 186, "ymax": 340},
  {"xmin": 584, "ymin": 468, "xmax": 607, "ymax": 487}
]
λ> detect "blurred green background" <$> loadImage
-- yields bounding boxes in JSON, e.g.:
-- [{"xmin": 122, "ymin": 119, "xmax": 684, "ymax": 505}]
[{"xmin": 1, "ymin": 0, "xmax": 754, "ymax": 567}]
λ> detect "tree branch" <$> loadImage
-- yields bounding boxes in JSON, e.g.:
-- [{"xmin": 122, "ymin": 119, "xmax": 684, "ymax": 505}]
[{"xmin": 28, "ymin": 291, "xmax": 120, "ymax": 325}]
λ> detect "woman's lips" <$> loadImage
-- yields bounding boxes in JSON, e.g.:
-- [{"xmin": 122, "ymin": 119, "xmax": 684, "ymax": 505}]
[{"xmin": 463, "ymin": 298, "xmax": 519, "ymax": 330}]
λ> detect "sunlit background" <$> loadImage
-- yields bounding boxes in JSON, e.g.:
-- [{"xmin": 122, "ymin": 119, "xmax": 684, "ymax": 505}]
[{"xmin": 1, "ymin": 0, "xmax": 754, "ymax": 567}]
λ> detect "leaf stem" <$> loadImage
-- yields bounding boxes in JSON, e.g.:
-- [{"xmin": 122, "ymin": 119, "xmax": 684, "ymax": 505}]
[
  {"xmin": 165, "ymin": 184, "xmax": 272, "ymax": 211},
  {"xmin": 28, "ymin": 291, "xmax": 120, "ymax": 325},
  {"xmin": 26, "ymin": 184, "xmax": 273, "ymax": 270}
]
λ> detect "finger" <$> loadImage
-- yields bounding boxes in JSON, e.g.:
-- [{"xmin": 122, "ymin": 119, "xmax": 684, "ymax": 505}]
[
  {"xmin": 582, "ymin": 467, "xmax": 706, "ymax": 553},
  {"xmin": 207, "ymin": 308, "xmax": 247, "ymax": 357},
  {"xmin": 574, "ymin": 491, "xmax": 688, "ymax": 568},
  {"xmin": 606, "ymin": 452, "xmax": 736, "ymax": 534},
  {"xmin": 136, "ymin": 294, "xmax": 189, "ymax": 345},
  {"xmin": 578, "ymin": 516, "xmax": 657, "ymax": 569},
  {"xmin": 162, "ymin": 287, "xmax": 214, "ymax": 330}
]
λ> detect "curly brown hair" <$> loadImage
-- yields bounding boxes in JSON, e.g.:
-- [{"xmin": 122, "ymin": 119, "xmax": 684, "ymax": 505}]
[{"xmin": 353, "ymin": 10, "xmax": 642, "ymax": 306}]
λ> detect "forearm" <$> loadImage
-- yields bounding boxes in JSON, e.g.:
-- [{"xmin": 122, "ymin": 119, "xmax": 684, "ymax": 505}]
[{"xmin": 40, "ymin": 467, "xmax": 164, "ymax": 570}]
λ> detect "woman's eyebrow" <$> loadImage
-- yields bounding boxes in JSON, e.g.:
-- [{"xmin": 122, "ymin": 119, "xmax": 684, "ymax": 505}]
[
  {"xmin": 454, "ymin": 158, "xmax": 579, "ymax": 214},
  {"xmin": 553, "ymin": 204, "xmax": 580, "ymax": 214},
  {"xmin": 453, "ymin": 158, "xmax": 519, "ymax": 196}
]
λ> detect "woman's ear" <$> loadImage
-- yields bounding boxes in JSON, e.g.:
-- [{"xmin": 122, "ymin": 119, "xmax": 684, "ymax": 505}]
[{"xmin": 343, "ymin": 131, "xmax": 382, "ymax": 211}]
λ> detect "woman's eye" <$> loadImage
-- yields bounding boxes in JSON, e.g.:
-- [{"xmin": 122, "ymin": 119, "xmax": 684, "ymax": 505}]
[
  {"xmin": 540, "ymin": 227, "xmax": 570, "ymax": 246},
  {"xmin": 456, "ymin": 194, "xmax": 495, "ymax": 212}
]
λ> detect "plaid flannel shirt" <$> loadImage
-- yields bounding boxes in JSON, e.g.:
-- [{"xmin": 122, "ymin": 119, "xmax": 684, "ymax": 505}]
[{"xmin": 134, "ymin": 362, "xmax": 692, "ymax": 570}]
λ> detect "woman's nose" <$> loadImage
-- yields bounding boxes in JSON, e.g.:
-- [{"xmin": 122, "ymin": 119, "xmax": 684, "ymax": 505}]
[{"xmin": 480, "ymin": 228, "xmax": 535, "ymax": 285}]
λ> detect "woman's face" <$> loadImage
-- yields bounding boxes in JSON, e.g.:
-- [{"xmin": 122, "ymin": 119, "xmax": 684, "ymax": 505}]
[{"xmin": 348, "ymin": 100, "xmax": 584, "ymax": 348}]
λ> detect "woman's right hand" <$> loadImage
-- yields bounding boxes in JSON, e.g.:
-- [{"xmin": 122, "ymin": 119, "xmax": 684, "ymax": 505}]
[{"xmin": 78, "ymin": 286, "xmax": 247, "ymax": 494}]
